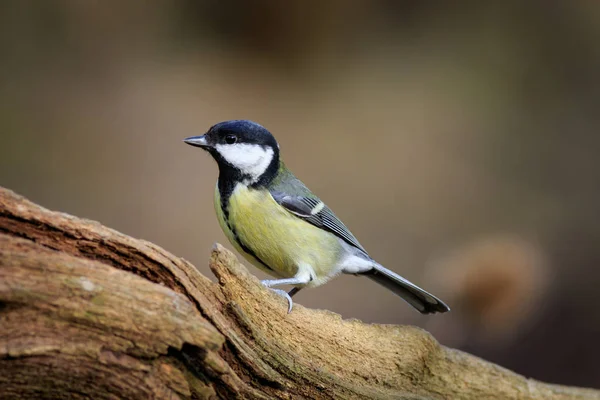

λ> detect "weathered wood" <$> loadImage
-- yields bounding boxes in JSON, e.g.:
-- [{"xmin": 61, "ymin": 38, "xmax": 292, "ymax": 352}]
[{"xmin": 0, "ymin": 186, "xmax": 598, "ymax": 399}]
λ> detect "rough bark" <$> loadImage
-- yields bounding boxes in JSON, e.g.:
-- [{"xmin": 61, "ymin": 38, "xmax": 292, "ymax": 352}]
[{"xmin": 0, "ymin": 186, "xmax": 597, "ymax": 400}]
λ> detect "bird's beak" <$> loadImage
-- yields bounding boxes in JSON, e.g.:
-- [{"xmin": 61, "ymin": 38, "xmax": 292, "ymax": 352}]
[{"xmin": 183, "ymin": 135, "xmax": 212, "ymax": 149}]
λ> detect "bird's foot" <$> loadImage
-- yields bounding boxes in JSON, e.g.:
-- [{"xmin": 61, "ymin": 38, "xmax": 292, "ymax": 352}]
[{"xmin": 261, "ymin": 282, "xmax": 294, "ymax": 313}]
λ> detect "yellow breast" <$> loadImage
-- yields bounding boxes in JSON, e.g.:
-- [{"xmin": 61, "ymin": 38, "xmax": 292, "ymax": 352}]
[{"xmin": 214, "ymin": 183, "xmax": 342, "ymax": 281}]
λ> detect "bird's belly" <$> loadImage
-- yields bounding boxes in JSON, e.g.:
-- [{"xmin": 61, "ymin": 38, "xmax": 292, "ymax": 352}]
[{"xmin": 216, "ymin": 184, "xmax": 342, "ymax": 282}]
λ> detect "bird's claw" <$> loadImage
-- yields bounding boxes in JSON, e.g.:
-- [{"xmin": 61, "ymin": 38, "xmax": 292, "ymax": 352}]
[{"xmin": 261, "ymin": 283, "xmax": 294, "ymax": 313}]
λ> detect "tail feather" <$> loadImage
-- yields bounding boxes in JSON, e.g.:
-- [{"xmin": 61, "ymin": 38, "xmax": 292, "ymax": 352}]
[{"xmin": 361, "ymin": 264, "xmax": 450, "ymax": 314}]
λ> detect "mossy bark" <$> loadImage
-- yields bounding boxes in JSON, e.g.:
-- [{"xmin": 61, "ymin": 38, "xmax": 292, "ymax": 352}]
[{"xmin": 0, "ymin": 186, "xmax": 598, "ymax": 399}]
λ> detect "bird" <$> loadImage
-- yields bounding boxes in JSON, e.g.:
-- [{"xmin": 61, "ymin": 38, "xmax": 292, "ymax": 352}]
[{"xmin": 184, "ymin": 120, "xmax": 450, "ymax": 314}]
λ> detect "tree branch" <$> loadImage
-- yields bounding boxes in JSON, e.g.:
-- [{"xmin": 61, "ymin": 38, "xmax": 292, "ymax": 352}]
[{"xmin": 0, "ymin": 186, "xmax": 598, "ymax": 399}]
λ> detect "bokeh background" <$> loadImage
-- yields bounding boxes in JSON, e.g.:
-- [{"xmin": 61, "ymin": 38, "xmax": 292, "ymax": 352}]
[{"xmin": 1, "ymin": 0, "xmax": 599, "ymax": 389}]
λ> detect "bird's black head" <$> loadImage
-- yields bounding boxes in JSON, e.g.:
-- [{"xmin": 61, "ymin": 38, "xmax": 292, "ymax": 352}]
[{"xmin": 184, "ymin": 120, "xmax": 280, "ymax": 187}]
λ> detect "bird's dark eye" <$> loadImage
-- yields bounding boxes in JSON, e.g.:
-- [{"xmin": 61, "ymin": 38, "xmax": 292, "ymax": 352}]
[{"xmin": 225, "ymin": 135, "xmax": 237, "ymax": 144}]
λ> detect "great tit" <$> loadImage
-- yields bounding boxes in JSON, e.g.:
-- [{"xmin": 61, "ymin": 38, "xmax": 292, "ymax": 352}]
[{"xmin": 184, "ymin": 120, "xmax": 450, "ymax": 314}]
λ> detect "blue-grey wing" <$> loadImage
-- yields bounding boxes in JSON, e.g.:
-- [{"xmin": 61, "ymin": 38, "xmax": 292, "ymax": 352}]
[{"xmin": 270, "ymin": 190, "xmax": 368, "ymax": 255}]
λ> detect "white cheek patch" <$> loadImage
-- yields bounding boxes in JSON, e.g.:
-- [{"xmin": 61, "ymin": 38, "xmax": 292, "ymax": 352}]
[{"xmin": 215, "ymin": 143, "xmax": 274, "ymax": 181}]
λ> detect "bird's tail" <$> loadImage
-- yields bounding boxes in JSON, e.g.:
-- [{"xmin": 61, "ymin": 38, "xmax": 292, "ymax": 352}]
[{"xmin": 361, "ymin": 263, "xmax": 450, "ymax": 314}]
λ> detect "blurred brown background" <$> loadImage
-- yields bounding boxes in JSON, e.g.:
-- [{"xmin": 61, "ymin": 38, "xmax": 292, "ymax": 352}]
[{"xmin": 1, "ymin": 0, "xmax": 599, "ymax": 389}]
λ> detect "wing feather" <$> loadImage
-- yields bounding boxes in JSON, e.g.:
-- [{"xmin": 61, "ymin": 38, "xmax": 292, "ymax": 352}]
[{"xmin": 271, "ymin": 190, "xmax": 368, "ymax": 254}]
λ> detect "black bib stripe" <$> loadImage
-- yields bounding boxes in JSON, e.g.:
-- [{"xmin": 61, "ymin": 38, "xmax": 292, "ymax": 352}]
[
  {"xmin": 218, "ymin": 179, "xmax": 274, "ymax": 273},
  {"xmin": 211, "ymin": 145, "xmax": 281, "ymax": 273}
]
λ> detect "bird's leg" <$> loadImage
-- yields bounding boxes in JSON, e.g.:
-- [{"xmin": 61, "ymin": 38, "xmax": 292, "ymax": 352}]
[
  {"xmin": 261, "ymin": 277, "xmax": 309, "ymax": 313},
  {"xmin": 288, "ymin": 287, "xmax": 302, "ymax": 297}
]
